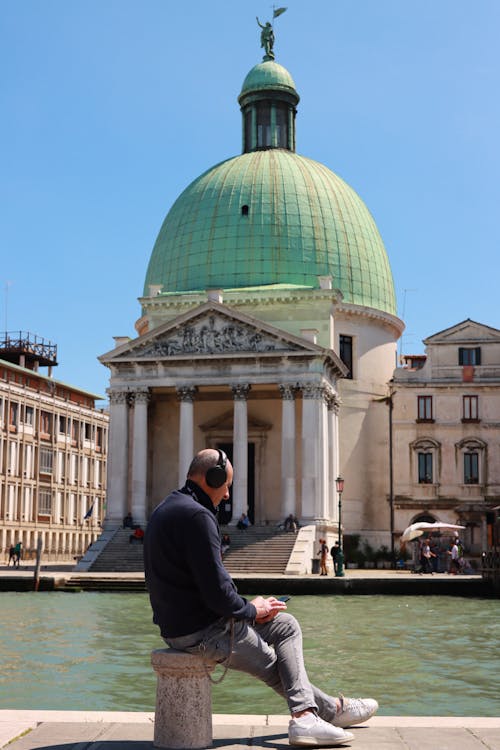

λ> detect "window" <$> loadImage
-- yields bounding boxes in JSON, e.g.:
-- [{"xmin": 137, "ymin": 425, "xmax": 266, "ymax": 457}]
[
  {"xmin": 24, "ymin": 405, "xmax": 34, "ymax": 426},
  {"xmin": 39, "ymin": 448, "xmax": 53, "ymax": 474},
  {"xmin": 418, "ymin": 453, "xmax": 433, "ymax": 483},
  {"xmin": 275, "ymin": 103, "xmax": 289, "ymax": 148},
  {"xmin": 464, "ymin": 452, "xmax": 479, "ymax": 484},
  {"xmin": 459, "ymin": 347, "xmax": 481, "ymax": 366},
  {"xmin": 9, "ymin": 401, "xmax": 18, "ymax": 427},
  {"xmin": 417, "ymin": 395, "xmax": 433, "ymax": 421},
  {"xmin": 241, "ymin": 204, "xmax": 249, "ymax": 216},
  {"xmin": 463, "ymin": 395, "xmax": 479, "ymax": 421},
  {"xmin": 339, "ymin": 335, "xmax": 353, "ymax": 379},
  {"xmin": 40, "ymin": 411, "xmax": 52, "ymax": 437},
  {"xmin": 256, "ymin": 103, "xmax": 271, "ymax": 147},
  {"xmin": 59, "ymin": 415, "xmax": 67, "ymax": 435},
  {"xmin": 38, "ymin": 488, "xmax": 52, "ymax": 515}
]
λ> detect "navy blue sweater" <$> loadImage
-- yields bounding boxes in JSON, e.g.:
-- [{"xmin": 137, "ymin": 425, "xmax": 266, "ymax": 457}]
[{"xmin": 144, "ymin": 481, "xmax": 256, "ymax": 638}]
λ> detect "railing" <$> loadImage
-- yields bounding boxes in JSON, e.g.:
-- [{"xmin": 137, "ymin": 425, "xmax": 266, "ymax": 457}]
[{"xmin": 0, "ymin": 331, "xmax": 57, "ymax": 363}]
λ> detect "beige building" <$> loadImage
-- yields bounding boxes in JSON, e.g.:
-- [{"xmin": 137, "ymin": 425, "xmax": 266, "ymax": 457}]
[
  {"xmin": 391, "ymin": 319, "xmax": 500, "ymax": 556},
  {"xmin": 0, "ymin": 333, "xmax": 108, "ymax": 561}
]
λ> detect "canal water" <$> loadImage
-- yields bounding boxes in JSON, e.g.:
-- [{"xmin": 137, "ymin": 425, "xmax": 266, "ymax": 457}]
[{"xmin": 1, "ymin": 593, "xmax": 499, "ymax": 716}]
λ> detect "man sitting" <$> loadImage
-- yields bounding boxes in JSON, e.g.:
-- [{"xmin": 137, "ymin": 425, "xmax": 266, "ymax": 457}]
[
  {"xmin": 129, "ymin": 525, "xmax": 144, "ymax": 544},
  {"xmin": 144, "ymin": 449, "xmax": 378, "ymax": 747}
]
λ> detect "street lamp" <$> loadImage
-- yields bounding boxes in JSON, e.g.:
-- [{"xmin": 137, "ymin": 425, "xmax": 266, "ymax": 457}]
[{"xmin": 335, "ymin": 476, "xmax": 345, "ymax": 577}]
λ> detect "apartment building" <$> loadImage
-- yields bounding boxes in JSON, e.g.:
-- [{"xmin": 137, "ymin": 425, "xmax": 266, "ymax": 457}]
[{"xmin": 0, "ymin": 333, "xmax": 108, "ymax": 561}]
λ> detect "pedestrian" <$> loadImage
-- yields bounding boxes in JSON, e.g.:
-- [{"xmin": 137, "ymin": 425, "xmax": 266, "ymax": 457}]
[
  {"xmin": 123, "ymin": 512, "xmax": 134, "ymax": 529},
  {"xmin": 420, "ymin": 538, "xmax": 434, "ymax": 574},
  {"xmin": 317, "ymin": 538, "xmax": 329, "ymax": 576},
  {"xmin": 448, "ymin": 539, "xmax": 460, "ymax": 574},
  {"xmin": 13, "ymin": 541, "xmax": 22, "ymax": 567},
  {"xmin": 144, "ymin": 448, "xmax": 378, "ymax": 747},
  {"xmin": 330, "ymin": 542, "xmax": 340, "ymax": 575},
  {"xmin": 8, "ymin": 545, "xmax": 16, "ymax": 567}
]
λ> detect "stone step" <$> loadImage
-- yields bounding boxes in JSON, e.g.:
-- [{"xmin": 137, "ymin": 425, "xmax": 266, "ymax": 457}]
[{"xmin": 87, "ymin": 524, "xmax": 297, "ymax": 574}]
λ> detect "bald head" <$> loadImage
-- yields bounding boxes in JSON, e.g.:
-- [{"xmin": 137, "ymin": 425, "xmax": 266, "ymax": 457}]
[
  {"xmin": 187, "ymin": 449, "xmax": 223, "ymax": 480},
  {"xmin": 187, "ymin": 449, "xmax": 234, "ymax": 507}
]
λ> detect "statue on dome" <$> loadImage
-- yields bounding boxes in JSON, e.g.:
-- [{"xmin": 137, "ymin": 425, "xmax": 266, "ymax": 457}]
[
  {"xmin": 256, "ymin": 8, "xmax": 287, "ymax": 61},
  {"xmin": 256, "ymin": 18, "xmax": 275, "ymax": 60}
]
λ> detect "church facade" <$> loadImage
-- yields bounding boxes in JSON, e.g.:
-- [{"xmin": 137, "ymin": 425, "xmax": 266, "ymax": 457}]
[{"xmin": 101, "ymin": 38, "xmax": 404, "ymax": 549}]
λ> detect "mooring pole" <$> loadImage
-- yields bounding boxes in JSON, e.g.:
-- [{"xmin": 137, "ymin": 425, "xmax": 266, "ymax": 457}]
[{"xmin": 33, "ymin": 534, "xmax": 43, "ymax": 591}]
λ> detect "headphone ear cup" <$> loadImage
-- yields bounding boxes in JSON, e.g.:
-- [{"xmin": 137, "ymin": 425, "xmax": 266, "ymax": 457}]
[
  {"xmin": 206, "ymin": 466, "xmax": 226, "ymax": 489},
  {"xmin": 205, "ymin": 449, "xmax": 227, "ymax": 488}
]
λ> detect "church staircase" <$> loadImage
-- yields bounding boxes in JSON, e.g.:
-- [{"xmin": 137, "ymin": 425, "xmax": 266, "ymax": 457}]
[
  {"xmin": 82, "ymin": 524, "xmax": 296, "ymax": 575},
  {"xmin": 87, "ymin": 527, "xmax": 145, "ymax": 573},
  {"xmin": 219, "ymin": 525, "xmax": 296, "ymax": 574}
]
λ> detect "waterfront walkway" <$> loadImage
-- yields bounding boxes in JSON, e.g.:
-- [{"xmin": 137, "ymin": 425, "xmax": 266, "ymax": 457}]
[
  {"xmin": 0, "ymin": 563, "xmax": 491, "ymax": 596},
  {"xmin": 1, "ymin": 710, "xmax": 500, "ymax": 749}
]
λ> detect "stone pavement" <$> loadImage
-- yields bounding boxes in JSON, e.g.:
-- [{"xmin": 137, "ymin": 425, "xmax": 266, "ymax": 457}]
[{"xmin": 1, "ymin": 712, "xmax": 500, "ymax": 750}]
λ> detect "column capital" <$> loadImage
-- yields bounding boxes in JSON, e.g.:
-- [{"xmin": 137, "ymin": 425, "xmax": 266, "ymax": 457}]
[
  {"xmin": 107, "ymin": 389, "xmax": 129, "ymax": 406},
  {"xmin": 279, "ymin": 384, "xmax": 296, "ymax": 401},
  {"xmin": 299, "ymin": 382, "xmax": 328, "ymax": 401},
  {"xmin": 231, "ymin": 383, "xmax": 251, "ymax": 401},
  {"xmin": 327, "ymin": 394, "xmax": 341, "ymax": 414},
  {"xmin": 131, "ymin": 387, "xmax": 151, "ymax": 405},
  {"xmin": 176, "ymin": 385, "xmax": 198, "ymax": 403}
]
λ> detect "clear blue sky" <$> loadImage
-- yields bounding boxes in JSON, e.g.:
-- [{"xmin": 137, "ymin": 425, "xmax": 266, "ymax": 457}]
[{"xmin": 2, "ymin": 1, "xmax": 499, "ymax": 399}]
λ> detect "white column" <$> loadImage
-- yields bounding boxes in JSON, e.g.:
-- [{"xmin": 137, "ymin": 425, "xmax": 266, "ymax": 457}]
[
  {"xmin": 231, "ymin": 384, "xmax": 251, "ymax": 524},
  {"xmin": 177, "ymin": 386, "xmax": 197, "ymax": 487},
  {"xmin": 106, "ymin": 390, "xmax": 129, "ymax": 526},
  {"xmin": 327, "ymin": 392, "xmax": 340, "ymax": 522},
  {"xmin": 279, "ymin": 384, "xmax": 296, "ymax": 520},
  {"xmin": 300, "ymin": 383, "xmax": 329, "ymax": 522},
  {"xmin": 131, "ymin": 388, "xmax": 150, "ymax": 525}
]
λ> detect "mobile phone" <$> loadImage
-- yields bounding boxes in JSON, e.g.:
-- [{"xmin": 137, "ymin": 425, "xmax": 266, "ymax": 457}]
[{"xmin": 277, "ymin": 595, "xmax": 291, "ymax": 602}]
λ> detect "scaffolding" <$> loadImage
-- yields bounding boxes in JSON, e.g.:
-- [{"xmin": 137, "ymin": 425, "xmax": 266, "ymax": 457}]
[{"xmin": 0, "ymin": 331, "xmax": 58, "ymax": 369}]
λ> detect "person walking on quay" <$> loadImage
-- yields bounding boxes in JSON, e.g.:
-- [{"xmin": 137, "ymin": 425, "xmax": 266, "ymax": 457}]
[
  {"xmin": 144, "ymin": 448, "xmax": 378, "ymax": 747},
  {"xmin": 318, "ymin": 538, "xmax": 329, "ymax": 576},
  {"xmin": 420, "ymin": 538, "xmax": 435, "ymax": 574},
  {"xmin": 330, "ymin": 542, "xmax": 340, "ymax": 575},
  {"xmin": 8, "ymin": 545, "xmax": 16, "ymax": 566},
  {"xmin": 448, "ymin": 538, "xmax": 461, "ymax": 574},
  {"xmin": 13, "ymin": 541, "xmax": 22, "ymax": 568}
]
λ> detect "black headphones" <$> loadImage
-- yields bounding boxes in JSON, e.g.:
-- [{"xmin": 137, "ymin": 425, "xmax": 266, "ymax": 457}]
[{"xmin": 206, "ymin": 449, "xmax": 228, "ymax": 489}]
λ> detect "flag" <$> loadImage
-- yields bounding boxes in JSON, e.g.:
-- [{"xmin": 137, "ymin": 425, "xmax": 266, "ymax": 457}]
[
  {"xmin": 273, "ymin": 7, "xmax": 287, "ymax": 18},
  {"xmin": 84, "ymin": 503, "xmax": 94, "ymax": 520}
]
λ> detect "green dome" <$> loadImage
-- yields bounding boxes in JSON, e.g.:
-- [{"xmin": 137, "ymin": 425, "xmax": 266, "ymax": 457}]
[
  {"xmin": 240, "ymin": 61, "xmax": 298, "ymax": 99},
  {"xmin": 143, "ymin": 149, "xmax": 397, "ymax": 315}
]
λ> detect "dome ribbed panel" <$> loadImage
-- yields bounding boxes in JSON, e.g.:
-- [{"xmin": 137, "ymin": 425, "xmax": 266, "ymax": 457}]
[{"xmin": 144, "ymin": 150, "xmax": 396, "ymax": 315}]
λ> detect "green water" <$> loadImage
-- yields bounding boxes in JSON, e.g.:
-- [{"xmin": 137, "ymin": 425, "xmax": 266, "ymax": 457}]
[{"xmin": 1, "ymin": 593, "xmax": 499, "ymax": 716}]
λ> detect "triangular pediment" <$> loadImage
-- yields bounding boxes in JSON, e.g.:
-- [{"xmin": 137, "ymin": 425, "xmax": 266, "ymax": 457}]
[
  {"xmin": 199, "ymin": 409, "xmax": 272, "ymax": 433},
  {"xmin": 100, "ymin": 301, "xmax": 325, "ymax": 363},
  {"xmin": 424, "ymin": 318, "xmax": 500, "ymax": 345}
]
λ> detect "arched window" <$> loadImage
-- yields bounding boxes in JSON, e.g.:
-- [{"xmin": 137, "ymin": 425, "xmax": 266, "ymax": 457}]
[
  {"xmin": 411, "ymin": 438, "xmax": 440, "ymax": 485},
  {"xmin": 456, "ymin": 438, "xmax": 486, "ymax": 485}
]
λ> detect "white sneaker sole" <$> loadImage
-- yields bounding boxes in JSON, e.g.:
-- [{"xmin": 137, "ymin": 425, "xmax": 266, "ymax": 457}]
[{"xmin": 289, "ymin": 731, "xmax": 355, "ymax": 747}]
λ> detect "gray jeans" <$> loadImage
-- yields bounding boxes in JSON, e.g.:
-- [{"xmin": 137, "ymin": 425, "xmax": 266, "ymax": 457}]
[{"xmin": 165, "ymin": 612, "xmax": 339, "ymax": 719}]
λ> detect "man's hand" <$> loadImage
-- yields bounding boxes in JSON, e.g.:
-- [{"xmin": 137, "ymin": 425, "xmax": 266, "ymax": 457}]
[{"xmin": 251, "ymin": 595, "xmax": 287, "ymax": 624}]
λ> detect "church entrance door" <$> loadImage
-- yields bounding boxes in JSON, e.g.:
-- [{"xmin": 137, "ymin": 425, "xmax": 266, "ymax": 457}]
[{"xmin": 217, "ymin": 442, "xmax": 255, "ymax": 525}]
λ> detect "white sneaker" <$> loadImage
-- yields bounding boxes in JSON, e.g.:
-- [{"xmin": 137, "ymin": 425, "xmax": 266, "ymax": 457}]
[
  {"xmin": 332, "ymin": 695, "xmax": 379, "ymax": 728},
  {"xmin": 289, "ymin": 712, "xmax": 355, "ymax": 746}
]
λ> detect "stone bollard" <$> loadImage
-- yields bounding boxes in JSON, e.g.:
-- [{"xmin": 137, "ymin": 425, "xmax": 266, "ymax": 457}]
[{"xmin": 151, "ymin": 648, "xmax": 215, "ymax": 749}]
